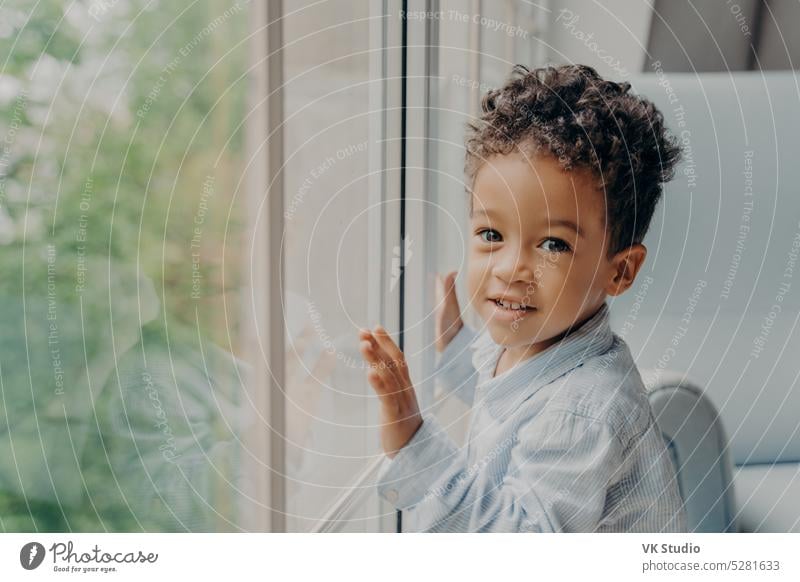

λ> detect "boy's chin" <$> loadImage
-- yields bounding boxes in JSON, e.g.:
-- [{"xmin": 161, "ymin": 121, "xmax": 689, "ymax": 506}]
[
  {"xmin": 485, "ymin": 321, "xmax": 538, "ymax": 347},
  {"xmin": 484, "ymin": 316, "xmax": 568, "ymax": 350}
]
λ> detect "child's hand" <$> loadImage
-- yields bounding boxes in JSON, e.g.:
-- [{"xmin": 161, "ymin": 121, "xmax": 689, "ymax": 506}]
[
  {"xmin": 435, "ymin": 271, "xmax": 463, "ymax": 352},
  {"xmin": 359, "ymin": 326, "xmax": 422, "ymax": 459}
]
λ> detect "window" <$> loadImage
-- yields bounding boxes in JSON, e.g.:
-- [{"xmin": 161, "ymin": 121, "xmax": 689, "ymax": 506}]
[
  {"xmin": 0, "ymin": 0, "xmax": 251, "ymax": 531},
  {"xmin": 280, "ymin": 0, "xmax": 388, "ymax": 532},
  {"xmin": 0, "ymin": 0, "xmax": 551, "ymax": 533},
  {"xmin": 212, "ymin": 0, "xmax": 406, "ymax": 532}
]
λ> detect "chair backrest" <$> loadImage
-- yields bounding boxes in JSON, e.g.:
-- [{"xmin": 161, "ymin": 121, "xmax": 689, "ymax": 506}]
[
  {"xmin": 610, "ymin": 71, "xmax": 800, "ymax": 466},
  {"xmin": 647, "ymin": 373, "xmax": 737, "ymax": 532}
]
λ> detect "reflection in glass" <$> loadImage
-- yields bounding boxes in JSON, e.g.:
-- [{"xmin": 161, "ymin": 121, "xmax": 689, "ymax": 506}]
[{"xmin": 0, "ymin": 0, "xmax": 250, "ymax": 531}]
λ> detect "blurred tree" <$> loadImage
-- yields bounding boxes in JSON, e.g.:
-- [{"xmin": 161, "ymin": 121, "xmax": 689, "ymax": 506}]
[{"xmin": 0, "ymin": 0, "xmax": 249, "ymax": 531}]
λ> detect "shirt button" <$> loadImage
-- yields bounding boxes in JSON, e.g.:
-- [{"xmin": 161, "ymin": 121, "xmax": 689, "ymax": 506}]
[{"xmin": 385, "ymin": 489, "xmax": 399, "ymax": 504}]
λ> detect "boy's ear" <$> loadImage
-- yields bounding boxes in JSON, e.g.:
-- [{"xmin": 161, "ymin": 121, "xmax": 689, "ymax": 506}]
[{"xmin": 605, "ymin": 244, "xmax": 647, "ymax": 297}]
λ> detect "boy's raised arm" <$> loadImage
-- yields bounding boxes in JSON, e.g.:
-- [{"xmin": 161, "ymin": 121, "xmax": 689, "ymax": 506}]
[{"xmin": 434, "ymin": 271, "xmax": 479, "ymax": 404}]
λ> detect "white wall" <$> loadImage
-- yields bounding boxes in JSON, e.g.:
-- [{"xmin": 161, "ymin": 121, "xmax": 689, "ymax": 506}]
[{"xmin": 546, "ymin": 0, "xmax": 652, "ymax": 80}]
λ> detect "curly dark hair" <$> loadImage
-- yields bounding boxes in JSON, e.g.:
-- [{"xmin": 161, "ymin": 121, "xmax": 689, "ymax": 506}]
[{"xmin": 465, "ymin": 64, "xmax": 682, "ymax": 256}]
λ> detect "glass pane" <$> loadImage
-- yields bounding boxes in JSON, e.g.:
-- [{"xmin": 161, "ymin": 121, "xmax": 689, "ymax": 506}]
[
  {"xmin": 282, "ymin": 0, "xmax": 383, "ymax": 531},
  {"xmin": 0, "ymin": 0, "xmax": 251, "ymax": 531}
]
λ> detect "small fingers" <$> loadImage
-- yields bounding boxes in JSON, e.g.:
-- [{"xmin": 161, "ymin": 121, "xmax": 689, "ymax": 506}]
[
  {"xmin": 362, "ymin": 344, "xmax": 404, "ymax": 401},
  {"xmin": 445, "ymin": 271, "xmax": 458, "ymax": 299},
  {"xmin": 360, "ymin": 337, "xmax": 400, "ymax": 380},
  {"xmin": 359, "ymin": 332, "xmax": 391, "ymax": 363},
  {"xmin": 372, "ymin": 325, "xmax": 404, "ymax": 361},
  {"xmin": 359, "ymin": 338, "xmax": 384, "ymax": 366},
  {"xmin": 366, "ymin": 368, "xmax": 387, "ymax": 394},
  {"xmin": 360, "ymin": 326, "xmax": 408, "ymax": 393},
  {"xmin": 371, "ymin": 328, "xmax": 411, "ymax": 397}
]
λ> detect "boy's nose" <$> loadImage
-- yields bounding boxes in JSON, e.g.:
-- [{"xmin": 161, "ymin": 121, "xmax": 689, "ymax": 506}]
[{"xmin": 492, "ymin": 249, "xmax": 536, "ymax": 284}]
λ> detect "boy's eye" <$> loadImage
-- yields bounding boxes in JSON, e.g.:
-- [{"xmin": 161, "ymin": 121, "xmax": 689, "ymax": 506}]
[
  {"xmin": 540, "ymin": 237, "xmax": 571, "ymax": 253},
  {"xmin": 478, "ymin": 228, "xmax": 502, "ymax": 243}
]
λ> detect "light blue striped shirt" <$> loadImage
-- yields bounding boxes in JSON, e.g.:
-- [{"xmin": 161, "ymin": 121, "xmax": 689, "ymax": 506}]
[{"xmin": 376, "ymin": 302, "xmax": 688, "ymax": 532}]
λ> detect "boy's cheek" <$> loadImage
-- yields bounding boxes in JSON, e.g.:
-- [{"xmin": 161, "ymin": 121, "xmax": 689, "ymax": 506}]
[
  {"xmin": 545, "ymin": 279, "xmax": 594, "ymax": 318},
  {"xmin": 538, "ymin": 259, "xmax": 583, "ymax": 290},
  {"xmin": 535, "ymin": 274, "xmax": 587, "ymax": 313},
  {"xmin": 465, "ymin": 258, "xmax": 489, "ymax": 297}
]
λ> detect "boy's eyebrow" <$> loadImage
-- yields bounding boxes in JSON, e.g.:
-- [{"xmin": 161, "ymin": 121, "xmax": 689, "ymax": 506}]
[
  {"xmin": 470, "ymin": 208, "xmax": 497, "ymax": 219},
  {"xmin": 547, "ymin": 218, "xmax": 584, "ymax": 238},
  {"xmin": 469, "ymin": 208, "xmax": 494, "ymax": 218}
]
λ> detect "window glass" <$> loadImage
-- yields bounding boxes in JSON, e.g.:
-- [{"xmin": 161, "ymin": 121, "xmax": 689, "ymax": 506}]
[
  {"xmin": 282, "ymin": 0, "xmax": 383, "ymax": 532},
  {"xmin": 0, "ymin": 0, "xmax": 251, "ymax": 530}
]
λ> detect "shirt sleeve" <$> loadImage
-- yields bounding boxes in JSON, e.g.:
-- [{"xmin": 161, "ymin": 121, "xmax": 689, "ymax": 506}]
[
  {"xmin": 433, "ymin": 323, "xmax": 480, "ymax": 406},
  {"xmin": 375, "ymin": 414, "xmax": 461, "ymax": 510},
  {"xmin": 377, "ymin": 409, "xmax": 625, "ymax": 532}
]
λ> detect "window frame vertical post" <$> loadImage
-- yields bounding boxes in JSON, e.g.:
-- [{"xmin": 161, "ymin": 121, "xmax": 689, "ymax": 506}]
[{"xmin": 243, "ymin": 0, "xmax": 286, "ymax": 533}]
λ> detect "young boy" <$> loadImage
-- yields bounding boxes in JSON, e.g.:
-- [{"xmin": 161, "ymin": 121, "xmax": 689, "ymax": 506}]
[{"xmin": 359, "ymin": 64, "xmax": 688, "ymax": 532}]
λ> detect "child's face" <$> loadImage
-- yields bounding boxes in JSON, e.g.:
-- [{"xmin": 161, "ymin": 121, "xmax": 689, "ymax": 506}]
[{"xmin": 466, "ymin": 152, "xmax": 641, "ymax": 351}]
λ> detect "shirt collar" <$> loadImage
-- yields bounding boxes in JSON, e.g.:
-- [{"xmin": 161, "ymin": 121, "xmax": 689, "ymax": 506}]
[{"xmin": 473, "ymin": 302, "xmax": 615, "ymax": 420}]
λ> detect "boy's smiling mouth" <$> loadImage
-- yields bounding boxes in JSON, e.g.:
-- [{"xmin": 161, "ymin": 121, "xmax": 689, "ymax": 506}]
[
  {"xmin": 489, "ymin": 295, "xmax": 534, "ymax": 311},
  {"xmin": 488, "ymin": 296, "xmax": 536, "ymax": 322}
]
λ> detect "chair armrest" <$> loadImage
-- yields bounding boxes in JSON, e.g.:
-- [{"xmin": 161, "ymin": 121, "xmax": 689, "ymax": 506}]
[{"xmin": 643, "ymin": 370, "xmax": 737, "ymax": 532}]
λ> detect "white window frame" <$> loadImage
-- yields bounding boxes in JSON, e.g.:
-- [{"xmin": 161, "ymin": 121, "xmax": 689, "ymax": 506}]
[{"xmin": 242, "ymin": 0, "xmax": 287, "ymax": 533}]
